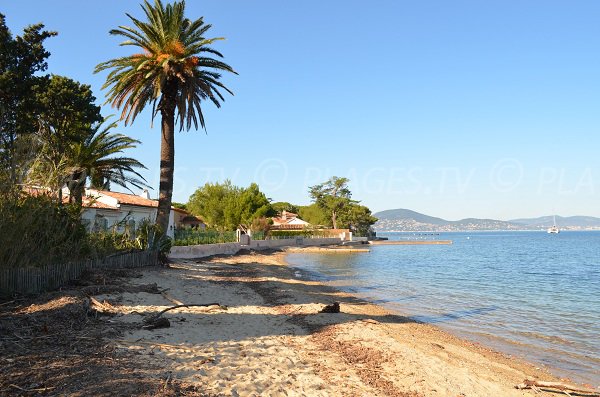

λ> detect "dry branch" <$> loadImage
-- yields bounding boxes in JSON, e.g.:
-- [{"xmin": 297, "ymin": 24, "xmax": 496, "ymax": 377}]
[
  {"xmin": 141, "ymin": 303, "xmax": 227, "ymax": 330},
  {"xmin": 515, "ymin": 378, "xmax": 600, "ymax": 396},
  {"xmin": 88, "ymin": 297, "xmax": 117, "ymax": 316},
  {"xmin": 150, "ymin": 303, "xmax": 227, "ymax": 319}
]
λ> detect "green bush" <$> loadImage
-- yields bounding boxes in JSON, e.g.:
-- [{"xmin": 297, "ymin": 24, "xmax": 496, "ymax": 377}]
[
  {"xmin": 0, "ymin": 194, "xmax": 173, "ymax": 268},
  {"xmin": 87, "ymin": 219, "xmax": 172, "ymax": 259},
  {"xmin": 0, "ymin": 194, "xmax": 90, "ymax": 268},
  {"xmin": 173, "ymin": 229, "xmax": 237, "ymax": 246}
]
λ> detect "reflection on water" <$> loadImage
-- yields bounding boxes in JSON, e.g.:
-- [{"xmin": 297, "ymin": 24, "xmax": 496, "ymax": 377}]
[{"xmin": 286, "ymin": 231, "xmax": 600, "ymax": 385}]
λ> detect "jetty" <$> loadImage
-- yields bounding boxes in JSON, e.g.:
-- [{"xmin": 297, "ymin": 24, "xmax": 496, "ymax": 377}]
[
  {"xmin": 369, "ymin": 240, "xmax": 452, "ymax": 245},
  {"xmin": 285, "ymin": 246, "xmax": 370, "ymax": 253}
]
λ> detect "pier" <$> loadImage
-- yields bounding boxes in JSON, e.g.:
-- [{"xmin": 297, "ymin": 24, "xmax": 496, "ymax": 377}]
[{"xmin": 369, "ymin": 240, "xmax": 453, "ymax": 245}]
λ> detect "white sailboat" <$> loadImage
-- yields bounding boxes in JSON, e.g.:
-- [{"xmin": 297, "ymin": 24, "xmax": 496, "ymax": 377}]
[{"xmin": 547, "ymin": 215, "xmax": 560, "ymax": 234}]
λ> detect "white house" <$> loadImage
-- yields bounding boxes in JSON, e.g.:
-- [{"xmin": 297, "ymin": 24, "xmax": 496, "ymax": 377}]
[
  {"xmin": 271, "ymin": 211, "xmax": 310, "ymax": 229},
  {"xmin": 78, "ymin": 188, "xmax": 191, "ymax": 238}
]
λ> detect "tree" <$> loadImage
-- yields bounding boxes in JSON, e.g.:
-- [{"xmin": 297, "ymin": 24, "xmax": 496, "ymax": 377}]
[
  {"xmin": 35, "ymin": 75, "xmax": 103, "ymax": 144},
  {"xmin": 271, "ymin": 201, "xmax": 299, "ymax": 214},
  {"xmin": 187, "ymin": 180, "xmax": 236, "ymax": 230},
  {"xmin": 297, "ymin": 203, "xmax": 329, "ymax": 226},
  {"xmin": 309, "ymin": 176, "xmax": 354, "ymax": 229},
  {"xmin": 0, "ymin": 13, "xmax": 56, "ymax": 190},
  {"xmin": 337, "ymin": 203, "xmax": 378, "ymax": 236},
  {"xmin": 64, "ymin": 119, "xmax": 148, "ymax": 204},
  {"xmin": 237, "ymin": 183, "xmax": 274, "ymax": 225},
  {"xmin": 187, "ymin": 181, "xmax": 273, "ymax": 230},
  {"xmin": 95, "ymin": 0, "xmax": 236, "ymax": 235},
  {"xmin": 27, "ymin": 75, "xmax": 104, "ymax": 201}
]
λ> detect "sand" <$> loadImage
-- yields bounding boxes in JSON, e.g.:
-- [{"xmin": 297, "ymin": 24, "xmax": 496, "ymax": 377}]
[{"xmin": 98, "ymin": 250, "xmax": 571, "ymax": 397}]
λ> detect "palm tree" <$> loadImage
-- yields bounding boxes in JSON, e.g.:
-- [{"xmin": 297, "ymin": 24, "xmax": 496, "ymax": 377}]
[
  {"xmin": 95, "ymin": 0, "xmax": 236, "ymax": 233},
  {"xmin": 66, "ymin": 119, "xmax": 148, "ymax": 205}
]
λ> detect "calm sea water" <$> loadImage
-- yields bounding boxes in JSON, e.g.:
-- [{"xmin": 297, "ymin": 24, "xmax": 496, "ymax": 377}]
[{"xmin": 286, "ymin": 231, "xmax": 600, "ymax": 385}]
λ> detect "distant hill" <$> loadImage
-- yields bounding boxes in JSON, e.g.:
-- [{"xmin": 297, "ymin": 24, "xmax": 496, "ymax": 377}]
[
  {"xmin": 373, "ymin": 209, "xmax": 600, "ymax": 231},
  {"xmin": 373, "ymin": 209, "xmax": 448, "ymax": 226},
  {"xmin": 509, "ymin": 215, "xmax": 600, "ymax": 228}
]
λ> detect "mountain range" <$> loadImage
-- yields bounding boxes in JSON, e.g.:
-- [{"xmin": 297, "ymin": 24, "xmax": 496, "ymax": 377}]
[{"xmin": 373, "ymin": 209, "xmax": 600, "ymax": 232}]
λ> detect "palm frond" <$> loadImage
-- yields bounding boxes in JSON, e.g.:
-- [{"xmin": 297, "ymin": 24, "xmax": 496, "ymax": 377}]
[{"xmin": 95, "ymin": 0, "xmax": 236, "ymax": 131}]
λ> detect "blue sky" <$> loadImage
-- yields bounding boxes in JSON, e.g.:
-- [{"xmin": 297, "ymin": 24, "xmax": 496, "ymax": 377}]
[{"xmin": 4, "ymin": 1, "xmax": 600, "ymax": 220}]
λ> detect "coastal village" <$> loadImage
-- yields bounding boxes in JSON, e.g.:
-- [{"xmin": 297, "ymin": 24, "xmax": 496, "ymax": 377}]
[{"xmin": 1, "ymin": 1, "xmax": 599, "ymax": 397}]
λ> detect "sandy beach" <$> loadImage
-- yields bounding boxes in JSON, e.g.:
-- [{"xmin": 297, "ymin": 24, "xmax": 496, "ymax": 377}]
[
  {"xmin": 2, "ymin": 249, "xmax": 584, "ymax": 396},
  {"xmin": 108, "ymin": 250, "xmax": 564, "ymax": 396}
]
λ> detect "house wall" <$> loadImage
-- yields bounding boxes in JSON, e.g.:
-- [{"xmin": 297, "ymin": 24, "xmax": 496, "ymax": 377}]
[
  {"xmin": 81, "ymin": 204, "xmax": 177, "ymax": 237},
  {"xmin": 118, "ymin": 205, "xmax": 157, "ymax": 231}
]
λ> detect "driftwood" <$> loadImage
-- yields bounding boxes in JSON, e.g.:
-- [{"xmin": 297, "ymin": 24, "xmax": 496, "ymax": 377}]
[
  {"xmin": 88, "ymin": 297, "xmax": 117, "ymax": 316},
  {"xmin": 320, "ymin": 302, "xmax": 340, "ymax": 313},
  {"xmin": 515, "ymin": 378, "xmax": 600, "ymax": 396},
  {"xmin": 151, "ymin": 303, "xmax": 227, "ymax": 319},
  {"xmin": 142, "ymin": 303, "xmax": 227, "ymax": 330}
]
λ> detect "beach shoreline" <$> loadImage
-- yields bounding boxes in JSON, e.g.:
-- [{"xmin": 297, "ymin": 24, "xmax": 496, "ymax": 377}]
[
  {"xmin": 2, "ymin": 248, "xmax": 591, "ymax": 396},
  {"xmin": 121, "ymin": 249, "xmax": 567, "ymax": 396}
]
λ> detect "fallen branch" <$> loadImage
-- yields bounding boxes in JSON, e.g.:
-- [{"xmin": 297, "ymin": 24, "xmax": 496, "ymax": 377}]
[
  {"xmin": 88, "ymin": 297, "xmax": 117, "ymax": 316},
  {"xmin": 141, "ymin": 303, "xmax": 227, "ymax": 330},
  {"xmin": 515, "ymin": 378, "xmax": 600, "ymax": 396},
  {"xmin": 150, "ymin": 303, "xmax": 227, "ymax": 320}
]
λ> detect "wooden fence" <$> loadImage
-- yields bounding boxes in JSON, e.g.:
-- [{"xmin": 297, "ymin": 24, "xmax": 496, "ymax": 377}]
[{"xmin": 0, "ymin": 250, "xmax": 159, "ymax": 296}]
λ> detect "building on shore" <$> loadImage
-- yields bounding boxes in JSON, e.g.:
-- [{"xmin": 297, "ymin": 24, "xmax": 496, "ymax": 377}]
[
  {"xmin": 270, "ymin": 211, "xmax": 310, "ymax": 230},
  {"xmin": 77, "ymin": 188, "xmax": 200, "ymax": 238}
]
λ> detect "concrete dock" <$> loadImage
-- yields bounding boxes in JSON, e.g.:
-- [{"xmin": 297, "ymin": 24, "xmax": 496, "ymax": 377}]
[{"xmin": 369, "ymin": 240, "xmax": 452, "ymax": 245}]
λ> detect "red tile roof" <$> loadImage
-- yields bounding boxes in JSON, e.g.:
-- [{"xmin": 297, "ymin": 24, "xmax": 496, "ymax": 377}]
[
  {"xmin": 97, "ymin": 190, "xmax": 158, "ymax": 208},
  {"xmin": 83, "ymin": 199, "xmax": 118, "ymax": 210},
  {"xmin": 91, "ymin": 190, "xmax": 191, "ymax": 215}
]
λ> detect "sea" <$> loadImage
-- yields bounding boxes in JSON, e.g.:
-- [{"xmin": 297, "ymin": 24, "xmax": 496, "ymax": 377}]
[{"xmin": 285, "ymin": 231, "xmax": 600, "ymax": 385}]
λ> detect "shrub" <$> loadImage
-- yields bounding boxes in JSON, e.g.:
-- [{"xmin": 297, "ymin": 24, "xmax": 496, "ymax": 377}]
[{"xmin": 0, "ymin": 194, "xmax": 90, "ymax": 268}]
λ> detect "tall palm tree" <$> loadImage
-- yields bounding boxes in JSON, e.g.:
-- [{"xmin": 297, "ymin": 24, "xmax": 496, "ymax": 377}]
[
  {"xmin": 95, "ymin": 0, "xmax": 236, "ymax": 234},
  {"xmin": 66, "ymin": 119, "xmax": 148, "ymax": 205}
]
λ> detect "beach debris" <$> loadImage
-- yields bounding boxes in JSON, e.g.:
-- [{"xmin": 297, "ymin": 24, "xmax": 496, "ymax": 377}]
[
  {"xmin": 142, "ymin": 303, "xmax": 227, "ymax": 330},
  {"xmin": 515, "ymin": 378, "xmax": 600, "ymax": 396},
  {"xmin": 320, "ymin": 302, "xmax": 340, "ymax": 313},
  {"xmin": 88, "ymin": 296, "xmax": 118, "ymax": 317}
]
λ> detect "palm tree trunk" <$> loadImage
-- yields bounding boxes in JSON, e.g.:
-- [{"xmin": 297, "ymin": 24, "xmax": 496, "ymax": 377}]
[
  {"xmin": 332, "ymin": 210, "xmax": 337, "ymax": 229},
  {"xmin": 156, "ymin": 93, "xmax": 176, "ymax": 235}
]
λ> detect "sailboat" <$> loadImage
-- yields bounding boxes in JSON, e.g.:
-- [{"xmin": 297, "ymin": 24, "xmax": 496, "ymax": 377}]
[{"xmin": 547, "ymin": 215, "xmax": 560, "ymax": 234}]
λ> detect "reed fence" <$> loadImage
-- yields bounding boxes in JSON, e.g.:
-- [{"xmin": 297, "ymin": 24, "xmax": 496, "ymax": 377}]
[{"xmin": 0, "ymin": 250, "xmax": 159, "ymax": 296}]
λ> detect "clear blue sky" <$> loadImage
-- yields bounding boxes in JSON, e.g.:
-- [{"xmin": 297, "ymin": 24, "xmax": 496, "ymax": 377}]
[{"xmin": 4, "ymin": 1, "xmax": 600, "ymax": 220}]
